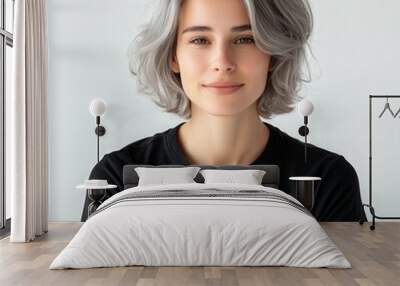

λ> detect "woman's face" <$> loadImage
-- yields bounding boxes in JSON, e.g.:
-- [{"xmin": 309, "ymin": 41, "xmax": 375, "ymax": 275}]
[{"xmin": 171, "ymin": 0, "xmax": 272, "ymax": 117}]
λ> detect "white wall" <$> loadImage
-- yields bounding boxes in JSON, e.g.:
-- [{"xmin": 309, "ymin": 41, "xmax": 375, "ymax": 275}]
[{"xmin": 47, "ymin": 0, "xmax": 400, "ymax": 221}]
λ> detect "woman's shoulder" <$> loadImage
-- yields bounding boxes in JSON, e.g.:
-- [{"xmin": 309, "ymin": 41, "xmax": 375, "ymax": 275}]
[
  {"xmin": 101, "ymin": 123, "xmax": 183, "ymax": 165},
  {"xmin": 265, "ymin": 122, "xmax": 358, "ymax": 181},
  {"xmin": 266, "ymin": 121, "xmax": 345, "ymax": 163}
]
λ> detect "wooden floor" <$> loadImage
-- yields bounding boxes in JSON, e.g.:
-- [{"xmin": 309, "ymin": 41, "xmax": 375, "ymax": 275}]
[{"xmin": 0, "ymin": 222, "xmax": 399, "ymax": 286}]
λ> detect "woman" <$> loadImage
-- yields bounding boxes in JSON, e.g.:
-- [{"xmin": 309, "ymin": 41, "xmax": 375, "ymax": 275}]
[{"xmin": 81, "ymin": 0, "xmax": 366, "ymax": 222}]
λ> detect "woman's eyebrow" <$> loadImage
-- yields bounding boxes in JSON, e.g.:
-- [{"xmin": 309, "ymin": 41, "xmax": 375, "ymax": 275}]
[{"xmin": 181, "ymin": 24, "xmax": 252, "ymax": 35}]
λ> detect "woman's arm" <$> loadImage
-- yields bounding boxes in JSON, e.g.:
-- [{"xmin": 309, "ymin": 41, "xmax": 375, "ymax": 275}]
[{"xmin": 313, "ymin": 156, "xmax": 366, "ymax": 222}]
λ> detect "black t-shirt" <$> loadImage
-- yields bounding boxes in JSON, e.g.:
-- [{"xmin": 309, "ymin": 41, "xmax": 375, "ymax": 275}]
[{"xmin": 81, "ymin": 121, "xmax": 366, "ymax": 222}]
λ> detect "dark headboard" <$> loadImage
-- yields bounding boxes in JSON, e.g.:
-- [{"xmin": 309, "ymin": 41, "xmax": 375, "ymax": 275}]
[{"xmin": 123, "ymin": 164, "xmax": 280, "ymax": 189}]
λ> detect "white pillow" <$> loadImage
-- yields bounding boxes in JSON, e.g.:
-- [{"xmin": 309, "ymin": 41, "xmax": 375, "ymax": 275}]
[
  {"xmin": 200, "ymin": 169, "xmax": 266, "ymax": 185},
  {"xmin": 135, "ymin": 167, "xmax": 201, "ymax": 186}
]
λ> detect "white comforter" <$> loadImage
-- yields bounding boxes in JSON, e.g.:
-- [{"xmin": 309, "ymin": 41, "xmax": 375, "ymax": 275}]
[{"xmin": 49, "ymin": 183, "xmax": 351, "ymax": 269}]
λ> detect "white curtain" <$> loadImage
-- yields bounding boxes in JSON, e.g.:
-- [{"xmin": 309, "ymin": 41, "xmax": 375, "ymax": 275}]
[{"xmin": 9, "ymin": 0, "xmax": 49, "ymax": 242}]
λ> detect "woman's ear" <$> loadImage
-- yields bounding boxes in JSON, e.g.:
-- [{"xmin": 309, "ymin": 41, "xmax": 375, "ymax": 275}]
[{"xmin": 170, "ymin": 55, "xmax": 180, "ymax": 74}]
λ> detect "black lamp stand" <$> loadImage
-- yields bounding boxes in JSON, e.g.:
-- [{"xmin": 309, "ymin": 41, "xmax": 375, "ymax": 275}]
[
  {"xmin": 87, "ymin": 115, "xmax": 107, "ymax": 217},
  {"xmin": 94, "ymin": 115, "xmax": 106, "ymax": 163},
  {"xmin": 298, "ymin": 116, "xmax": 309, "ymax": 164}
]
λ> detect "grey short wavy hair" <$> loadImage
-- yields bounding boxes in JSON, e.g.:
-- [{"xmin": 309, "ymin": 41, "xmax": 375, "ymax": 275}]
[{"xmin": 128, "ymin": 0, "xmax": 313, "ymax": 119}]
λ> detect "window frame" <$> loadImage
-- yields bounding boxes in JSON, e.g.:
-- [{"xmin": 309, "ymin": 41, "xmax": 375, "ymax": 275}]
[{"xmin": 0, "ymin": 0, "xmax": 14, "ymax": 236}]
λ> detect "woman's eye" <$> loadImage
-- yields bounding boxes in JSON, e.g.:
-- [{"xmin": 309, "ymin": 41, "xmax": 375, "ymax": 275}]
[
  {"xmin": 235, "ymin": 37, "xmax": 255, "ymax": 44},
  {"xmin": 189, "ymin": 36, "xmax": 255, "ymax": 45},
  {"xmin": 190, "ymin": 38, "xmax": 209, "ymax": 45}
]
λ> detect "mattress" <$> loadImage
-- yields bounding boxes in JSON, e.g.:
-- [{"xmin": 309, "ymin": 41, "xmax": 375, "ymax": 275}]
[{"xmin": 50, "ymin": 183, "xmax": 351, "ymax": 269}]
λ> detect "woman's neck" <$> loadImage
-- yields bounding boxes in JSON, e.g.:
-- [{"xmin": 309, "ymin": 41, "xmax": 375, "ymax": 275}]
[{"xmin": 177, "ymin": 109, "xmax": 270, "ymax": 165}]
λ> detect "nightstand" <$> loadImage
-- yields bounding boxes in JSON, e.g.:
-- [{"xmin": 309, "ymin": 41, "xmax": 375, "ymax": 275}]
[
  {"xmin": 77, "ymin": 182, "xmax": 117, "ymax": 216},
  {"xmin": 289, "ymin": 176, "xmax": 321, "ymax": 210}
]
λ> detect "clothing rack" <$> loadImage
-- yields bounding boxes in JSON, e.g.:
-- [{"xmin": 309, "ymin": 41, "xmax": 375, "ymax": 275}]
[{"xmin": 360, "ymin": 95, "xmax": 400, "ymax": 230}]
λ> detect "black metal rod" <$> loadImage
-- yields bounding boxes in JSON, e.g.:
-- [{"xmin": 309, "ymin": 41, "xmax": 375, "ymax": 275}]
[
  {"xmin": 369, "ymin": 95, "xmax": 372, "ymax": 206},
  {"xmin": 374, "ymin": 215, "xmax": 400, "ymax": 219},
  {"xmin": 304, "ymin": 116, "xmax": 308, "ymax": 164},
  {"xmin": 305, "ymin": 132, "xmax": 307, "ymax": 163},
  {"xmin": 370, "ymin": 95, "xmax": 400, "ymax": 98},
  {"xmin": 97, "ymin": 124, "xmax": 99, "ymax": 163},
  {"xmin": 96, "ymin": 116, "xmax": 100, "ymax": 163}
]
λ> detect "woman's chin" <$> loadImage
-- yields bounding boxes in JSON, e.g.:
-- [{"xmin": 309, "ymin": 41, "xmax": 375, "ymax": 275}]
[{"xmin": 202, "ymin": 106, "xmax": 249, "ymax": 117}]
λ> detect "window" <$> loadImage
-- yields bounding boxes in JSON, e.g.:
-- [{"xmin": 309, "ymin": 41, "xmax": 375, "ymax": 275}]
[{"xmin": 0, "ymin": 0, "xmax": 14, "ymax": 237}]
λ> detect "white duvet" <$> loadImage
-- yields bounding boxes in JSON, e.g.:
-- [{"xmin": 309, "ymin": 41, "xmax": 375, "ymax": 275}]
[{"xmin": 50, "ymin": 183, "xmax": 351, "ymax": 269}]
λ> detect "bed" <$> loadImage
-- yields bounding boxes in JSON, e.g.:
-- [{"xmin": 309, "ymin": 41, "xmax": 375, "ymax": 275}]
[{"xmin": 49, "ymin": 165, "xmax": 351, "ymax": 269}]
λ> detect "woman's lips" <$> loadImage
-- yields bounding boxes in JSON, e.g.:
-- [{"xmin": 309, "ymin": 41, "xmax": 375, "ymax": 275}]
[{"xmin": 202, "ymin": 84, "xmax": 245, "ymax": 95}]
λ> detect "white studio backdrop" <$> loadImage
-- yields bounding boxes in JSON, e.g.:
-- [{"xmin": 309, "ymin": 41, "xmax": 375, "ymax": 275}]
[{"xmin": 47, "ymin": 0, "xmax": 400, "ymax": 221}]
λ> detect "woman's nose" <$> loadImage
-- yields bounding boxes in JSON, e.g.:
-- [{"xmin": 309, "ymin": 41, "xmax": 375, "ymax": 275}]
[{"xmin": 211, "ymin": 45, "xmax": 236, "ymax": 72}]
